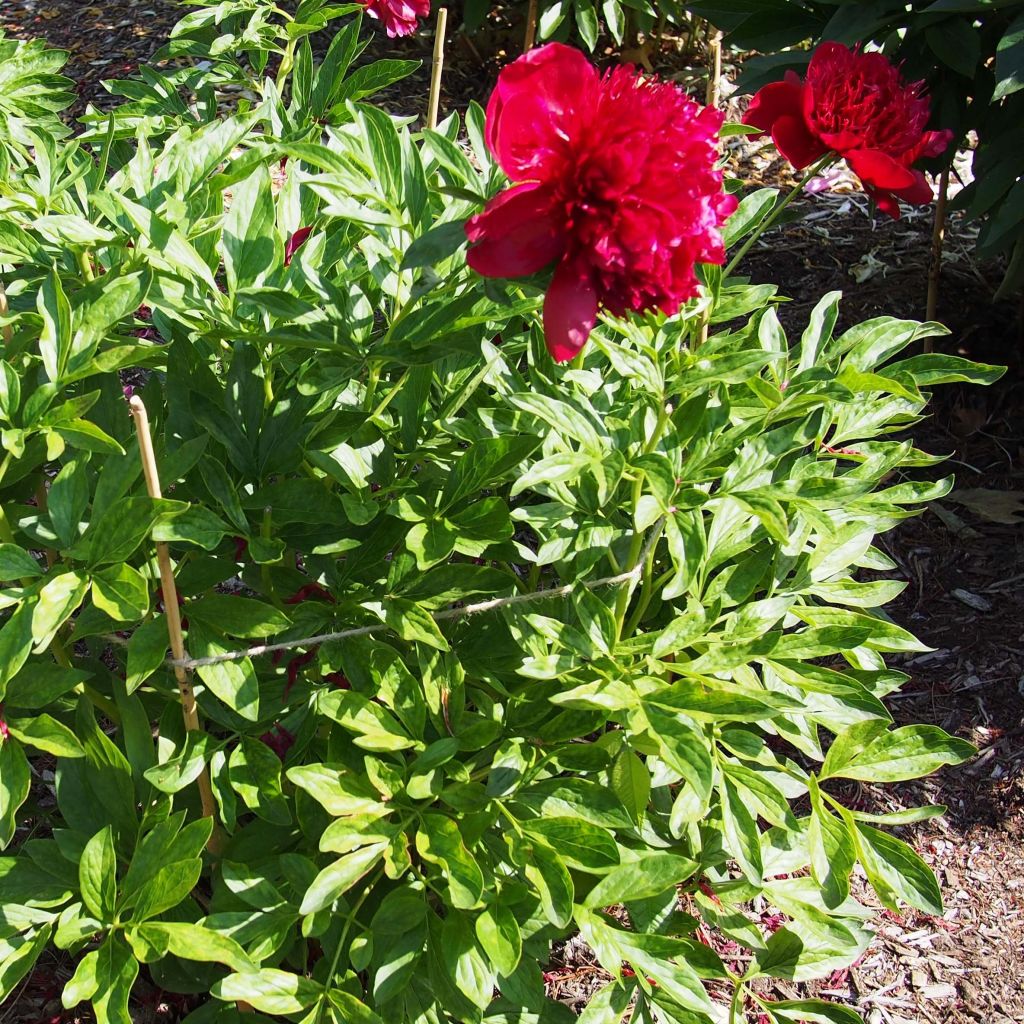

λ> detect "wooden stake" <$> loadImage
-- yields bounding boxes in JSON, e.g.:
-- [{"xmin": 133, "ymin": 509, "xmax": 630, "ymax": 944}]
[
  {"xmin": 524, "ymin": 0, "xmax": 538, "ymax": 52},
  {"xmin": 705, "ymin": 28, "xmax": 723, "ymax": 108},
  {"xmin": 427, "ymin": 7, "xmax": 448, "ymax": 132},
  {"xmin": 0, "ymin": 279, "xmax": 11, "ymax": 345},
  {"xmin": 925, "ymin": 165, "xmax": 950, "ymax": 350},
  {"xmin": 128, "ymin": 396, "xmax": 220, "ymax": 840}
]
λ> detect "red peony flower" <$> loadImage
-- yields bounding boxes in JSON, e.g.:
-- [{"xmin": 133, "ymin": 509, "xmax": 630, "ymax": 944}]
[
  {"xmin": 744, "ymin": 42, "xmax": 953, "ymax": 219},
  {"xmin": 364, "ymin": 0, "xmax": 429, "ymax": 37},
  {"xmin": 284, "ymin": 227, "xmax": 312, "ymax": 267},
  {"xmin": 464, "ymin": 42, "xmax": 736, "ymax": 362}
]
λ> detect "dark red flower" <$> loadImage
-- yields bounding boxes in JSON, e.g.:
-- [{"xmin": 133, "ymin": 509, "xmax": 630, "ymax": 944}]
[
  {"xmin": 323, "ymin": 671, "xmax": 351, "ymax": 690},
  {"xmin": 283, "ymin": 583, "xmax": 335, "ymax": 605},
  {"xmin": 259, "ymin": 723, "xmax": 295, "ymax": 760},
  {"xmin": 284, "ymin": 227, "xmax": 313, "ymax": 267},
  {"xmin": 744, "ymin": 42, "xmax": 953, "ymax": 219},
  {"xmin": 365, "ymin": 0, "xmax": 429, "ymax": 37},
  {"xmin": 465, "ymin": 42, "xmax": 735, "ymax": 362}
]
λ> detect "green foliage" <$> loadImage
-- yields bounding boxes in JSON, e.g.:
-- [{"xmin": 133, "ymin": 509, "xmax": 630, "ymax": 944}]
[
  {"xmin": 687, "ymin": 0, "xmax": 1024, "ymax": 296},
  {"xmin": 0, "ymin": 11, "xmax": 1002, "ymax": 1024}
]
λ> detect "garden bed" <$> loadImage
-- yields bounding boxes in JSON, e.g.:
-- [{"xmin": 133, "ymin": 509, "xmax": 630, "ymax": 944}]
[{"xmin": 1, "ymin": 2, "xmax": 1022, "ymax": 1022}]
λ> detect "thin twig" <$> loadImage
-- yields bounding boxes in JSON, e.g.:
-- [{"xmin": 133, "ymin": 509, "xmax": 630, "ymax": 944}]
[
  {"xmin": 426, "ymin": 6, "xmax": 448, "ymax": 132},
  {"xmin": 128, "ymin": 396, "xmax": 221, "ymax": 844},
  {"xmin": 103, "ymin": 519, "xmax": 666, "ymax": 671}
]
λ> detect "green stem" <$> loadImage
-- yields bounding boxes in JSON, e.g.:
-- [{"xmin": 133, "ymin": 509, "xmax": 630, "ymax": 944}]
[
  {"xmin": 622, "ymin": 519, "xmax": 667, "ymax": 636},
  {"xmin": 613, "ymin": 402, "xmax": 674, "ymax": 635},
  {"xmin": 724, "ymin": 154, "xmax": 835, "ymax": 279},
  {"xmin": 369, "ymin": 368, "xmax": 411, "ymax": 422},
  {"xmin": 77, "ymin": 250, "xmax": 95, "ymax": 282},
  {"xmin": 313, "ymin": 868, "xmax": 383, "ymax": 1024}
]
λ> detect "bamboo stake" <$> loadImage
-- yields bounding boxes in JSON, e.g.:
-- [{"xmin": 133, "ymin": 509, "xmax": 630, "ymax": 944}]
[
  {"xmin": 705, "ymin": 28, "xmax": 723, "ymax": 109},
  {"xmin": 426, "ymin": 7, "xmax": 448, "ymax": 132},
  {"xmin": 925, "ymin": 165, "xmax": 950, "ymax": 350},
  {"xmin": 128, "ymin": 396, "xmax": 220, "ymax": 842},
  {"xmin": 524, "ymin": 0, "xmax": 538, "ymax": 52},
  {"xmin": 0, "ymin": 279, "xmax": 11, "ymax": 345},
  {"xmin": 697, "ymin": 28, "xmax": 724, "ymax": 349}
]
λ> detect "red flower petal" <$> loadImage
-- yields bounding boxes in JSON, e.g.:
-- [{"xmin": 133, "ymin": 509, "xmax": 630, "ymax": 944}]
[
  {"xmin": 845, "ymin": 148, "xmax": 919, "ymax": 191},
  {"xmin": 485, "ymin": 42, "xmax": 593, "ymax": 179},
  {"xmin": 465, "ymin": 183, "xmax": 565, "ymax": 278},
  {"xmin": 771, "ymin": 114, "xmax": 830, "ymax": 170},
  {"xmin": 543, "ymin": 260, "xmax": 598, "ymax": 363},
  {"xmin": 744, "ymin": 80, "xmax": 804, "ymax": 135},
  {"xmin": 284, "ymin": 226, "xmax": 312, "ymax": 267},
  {"xmin": 863, "ymin": 185, "xmax": 903, "ymax": 221}
]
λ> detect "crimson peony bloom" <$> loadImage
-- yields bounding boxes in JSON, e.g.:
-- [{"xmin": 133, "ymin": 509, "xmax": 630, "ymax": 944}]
[
  {"xmin": 464, "ymin": 43, "xmax": 736, "ymax": 362},
  {"xmin": 364, "ymin": 0, "xmax": 429, "ymax": 37},
  {"xmin": 744, "ymin": 42, "xmax": 953, "ymax": 219},
  {"xmin": 284, "ymin": 227, "xmax": 312, "ymax": 267}
]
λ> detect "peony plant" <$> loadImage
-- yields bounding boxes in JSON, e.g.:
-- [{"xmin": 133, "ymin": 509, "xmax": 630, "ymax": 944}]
[{"xmin": 0, "ymin": 10, "xmax": 1002, "ymax": 1024}]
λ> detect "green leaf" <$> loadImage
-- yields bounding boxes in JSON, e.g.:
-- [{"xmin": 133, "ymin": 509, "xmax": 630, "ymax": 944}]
[
  {"xmin": 228, "ymin": 737, "xmax": 291, "ymax": 825},
  {"xmin": 808, "ymin": 776, "xmax": 855, "ymax": 909},
  {"xmin": 0, "ymin": 924, "xmax": 52, "ymax": 1002},
  {"xmin": 299, "ymin": 842, "xmax": 387, "ymax": 915},
  {"xmin": 401, "ymin": 219, "xmax": 468, "ymax": 270},
  {"xmin": 373, "ymin": 596, "xmax": 450, "ymax": 651},
  {"xmin": 721, "ymin": 775, "xmax": 763, "ymax": 883},
  {"xmin": 130, "ymin": 858, "xmax": 203, "ymax": 922},
  {"xmin": 854, "ymin": 822, "xmax": 942, "ymax": 915},
  {"xmin": 0, "ymin": 738, "xmax": 31, "ymax": 849},
  {"xmin": 0, "ymin": 602, "xmax": 36, "ymax": 698},
  {"xmin": 79, "ymin": 825, "xmax": 117, "ymax": 921},
  {"xmin": 187, "ymin": 594, "xmax": 291, "ymax": 639},
  {"xmin": 48, "ymin": 457, "xmax": 89, "ymax": 549},
  {"xmin": 190, "ymin": 624, "xmax": 260, "ymax": 721},
  {"xmin": 37, "ymin": 268, "xmax": 72, "ymax": 383},
  {"xmin": 91, "ymin": 564, "xmax": 150, "ymax": 622},
  {"xmin": 822, "ymin": 724, "xmax": 974, "ymax": 782},
  {"xmin": 319, "ymin": 690, "xmax": 414, "ymax": 752},
  {"xmin": 522, "ymin": 817, "xmax": 620, "ymax": 872},
  {"xmin": 32, "ymin": 571, "xmax": 88, "ymax": 648},
  {"xmin": 0, "ymin": 546, "xmax": 43, "ymax": 583},
  {"xmin": 416, "ymin": 813, "xmax": 484, "ymax": 910},
  {"xmin": 583, "ymin": 853, "xmax": 698, "ymax": 910},
  {"xmin": 610, "ymin": 747, "xmax": 650, "ymax": 825},
  {"xmin": 6, "ymin": 714, "xmax": 84, "ymax": 757},
  {"xmin": 995, "ymin": 11, "xmax": 1024, "ymax": 99},
  {"xmin": 213, "ymin": 968, "xmax": 323, "ymax": 1015},
  {"xmin": 523, "ymin": 841, "xmax": 574, "ymax": 928},
  {"xmin": 223, "ymin": 163, "xmax": 280, "ymax": 292},
  {"xmin": 475, "ymin": 902, "xmax": 522, "ymax": 976},
  {"xmin": 723, "ymin": 187, "xmax": 779, "ymax": 248},
  {"xmin": 136, "ymin": 921, "xmax": 254, "ymax": 972},
  {"xmin": 126, "ymin": 616, "xmax": 169, "ymax": 692},
  {"xmin": 91, "ymin": 934, "xmax": 138, "ymax": 1024},
  {"xmin": 766, "ymin": 999, "xmax": 864, "ymax": 1024},
  {"xmin": 152, "ymin": 505, "xmax": 229, "ymax": 550}
]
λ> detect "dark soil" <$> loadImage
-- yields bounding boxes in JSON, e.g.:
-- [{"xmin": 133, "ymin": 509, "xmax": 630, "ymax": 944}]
[{"xmin": 1, "ymin": 3, "xmax": 1022, "ymax": 1021}]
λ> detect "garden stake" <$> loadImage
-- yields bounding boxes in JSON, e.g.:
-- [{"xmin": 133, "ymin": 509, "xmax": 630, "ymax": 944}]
[
  {"xmin": 427, "ymin": 6, "xmax": 448, "ymax": 132},
  {"xmin": 705, "ymin": 28, "xmax": 723, "ymax": 109},
  {"xmin": 128, "ymin": 396, "xmax": 221, "ymax": 845},
  {"xmin": 523, "ymin": 0, "xmax": 537, "ymax": 51},
  {"xmin": 925, "ymin": 165, "xmax": 950, "ymax": 347},
  {"xmin": 0, "ymin": 279, "xmax": 10, "ymax": 345}
]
